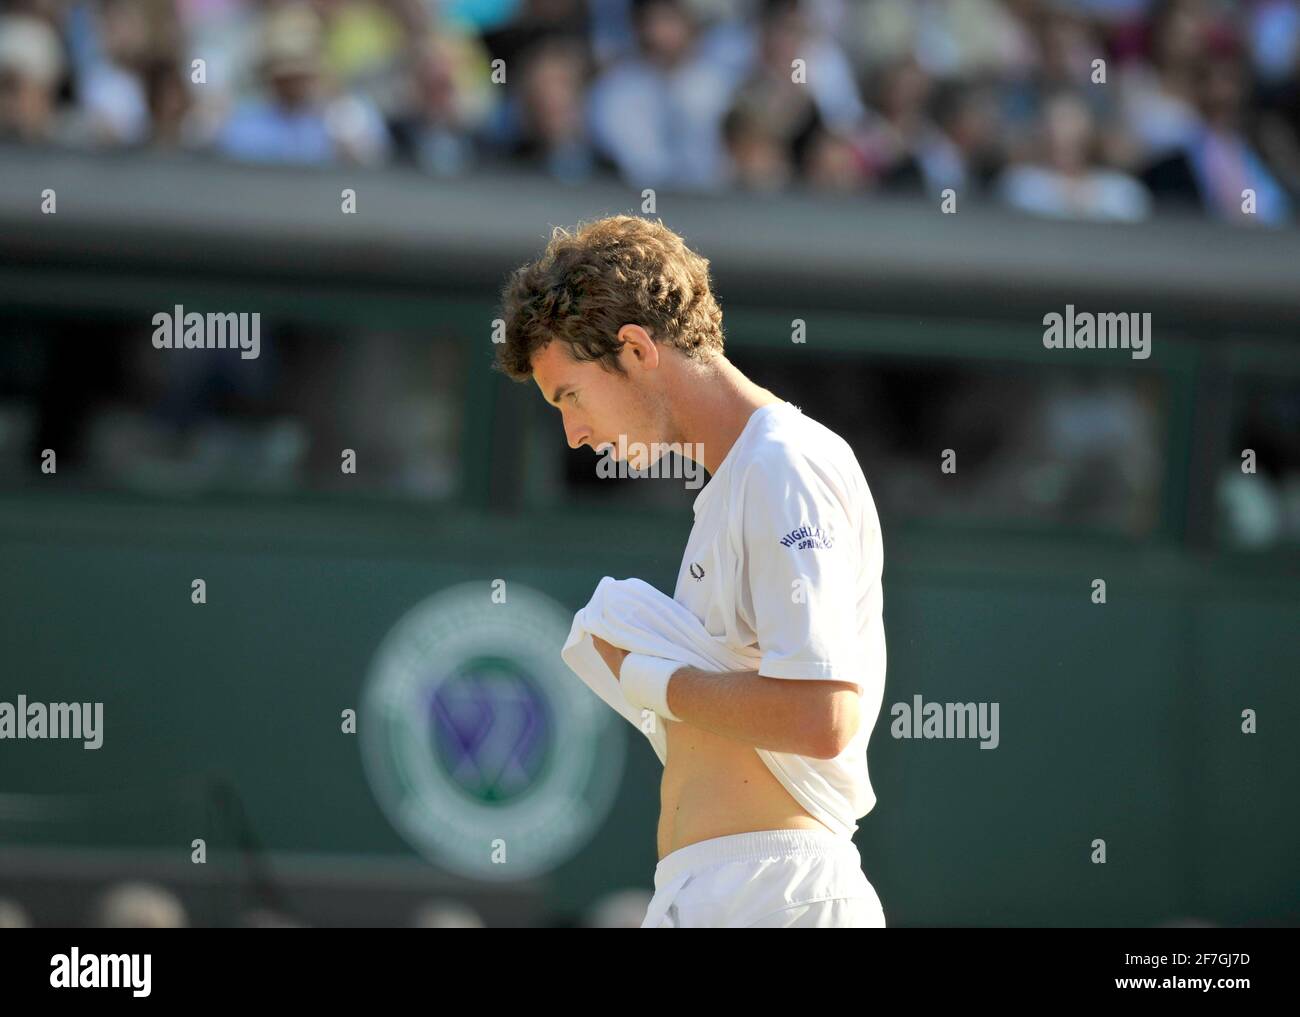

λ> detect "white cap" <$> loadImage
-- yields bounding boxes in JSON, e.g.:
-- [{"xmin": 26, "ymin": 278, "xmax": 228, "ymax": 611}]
[{"xmin": 0, "ymin": 16, "xmax": 65, "ymax": 88}]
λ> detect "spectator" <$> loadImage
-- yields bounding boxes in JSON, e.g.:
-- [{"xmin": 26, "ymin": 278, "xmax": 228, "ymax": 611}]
[
  {"xmin": 215, "ymin": 3, "xmax": 389, "ymax": 164},
  {"xmin": 1119, "ymin": 0, "xmax": 1210, "ymax": 158},
  {"xmin": 140, "ymin": 54, "xmax": 192, "ymax": 146},
  {"xmin": 707, "ymin": 0, "xmax": 867, "ymax": 135},
  {"xmin": 0, "ymin": 13, "xmax": 68, "ymax": 143},
  {"xmin": 866, "ymin": 64, "xmax": 1003, "ymax": 197},
  {"xmin": 931, "ymin": 78, "xmax": 1005, "ymax": 193},
  {"xmin": 1143, "ymin": 51, "xmax": 1292, "ymax": 225},
  {"xmin": 998, "ymin": 89, "xmax": 1151, "ymax": 221},
  {"xmin": 387, "ymin": 30, "xmax": 490, "ymax": 175},
  {"xmin": 66, "ymin": 0, "xmax": 181, "ymax": 147},
  {"xmin": 802, "ymin": 122, "xmax": 867, "ymax": 191},
  {"xmin": 587, "ymin": 0, "xmax": 735, "ymax": 191},
  {"xmin": 722, "ymin": 92, "xmax": 794, "ymax": 191},
  {"xmin": 506, "ymin": 36, "xmax": 610, "ymax": 182},
  {"xmin": 722, "ymin": 30, "xmax": 823, "ymax": 182},
  {"xmin": 1257, "ymin": 44, "xmax": 1300, "ymax": 196},
  {"xmin": 866, "ymin": 57, "xmax": 960, "ymax": 195}
]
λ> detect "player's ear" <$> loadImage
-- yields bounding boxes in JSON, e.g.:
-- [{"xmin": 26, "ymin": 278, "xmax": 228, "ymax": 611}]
[{"xmin": 617, "ymin": 325, "xmax": 659, "ymax": 370}]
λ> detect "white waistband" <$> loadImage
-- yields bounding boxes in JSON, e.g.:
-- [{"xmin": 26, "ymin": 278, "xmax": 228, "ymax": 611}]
[{"xmin": 653, "ymin": 828, "xmax": 860, "ymax": 891}]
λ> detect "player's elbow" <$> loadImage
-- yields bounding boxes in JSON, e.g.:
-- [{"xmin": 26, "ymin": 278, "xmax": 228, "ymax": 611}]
[{"xmin": 805, "ymin": 684, "xmax": 861, "ymax": 759}]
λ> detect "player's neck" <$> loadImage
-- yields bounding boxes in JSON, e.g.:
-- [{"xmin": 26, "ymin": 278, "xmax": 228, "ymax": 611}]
[{"xmin": 670, "ymin": 358, "xmax": 782, "ymax": 475}]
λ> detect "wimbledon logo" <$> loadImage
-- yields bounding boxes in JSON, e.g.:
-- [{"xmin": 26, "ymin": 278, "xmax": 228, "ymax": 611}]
[{"xmin": 360, "ymin": 583, "xmax": 624, "ymax": 880}]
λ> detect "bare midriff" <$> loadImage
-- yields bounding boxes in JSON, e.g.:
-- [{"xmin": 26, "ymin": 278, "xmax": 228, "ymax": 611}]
[{"xmin": 657, "ymin": 717, "xmax": 835, "ymax": 860}]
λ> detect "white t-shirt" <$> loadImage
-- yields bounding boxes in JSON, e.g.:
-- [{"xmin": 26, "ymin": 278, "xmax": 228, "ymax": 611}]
[{"xmin": 673, "ymin": 401, "xmax": 886, "ymax": 838}]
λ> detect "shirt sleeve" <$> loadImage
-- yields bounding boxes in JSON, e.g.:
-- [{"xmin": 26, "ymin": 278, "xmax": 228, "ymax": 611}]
[{"xmin": 737, "ymin": 450, "xmax": 867, "ymax": 687}]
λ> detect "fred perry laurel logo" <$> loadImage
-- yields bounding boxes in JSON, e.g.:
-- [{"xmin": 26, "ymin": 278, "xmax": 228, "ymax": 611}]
[
  {"xmin": 779, "ymin": 525, "xmax": 834, "ymax": 550},
  {"xmin": 689, "ymin": 562, "xmax": 705, "ymax": 581}
]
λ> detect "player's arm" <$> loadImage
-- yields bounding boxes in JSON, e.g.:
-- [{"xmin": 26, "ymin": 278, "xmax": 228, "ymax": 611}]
[
  {"xmin": 670, "ymin": 667, "xmax": 859, "ymax": 758},
  {"xmin": 591, "ymin": 636, "xmax": 857, "ymax": 758}
]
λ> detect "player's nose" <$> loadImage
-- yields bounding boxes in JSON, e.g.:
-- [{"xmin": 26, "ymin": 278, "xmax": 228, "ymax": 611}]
[{"xmin": 563, "ymin": 413, "xmax": 591, "ymax": 450}]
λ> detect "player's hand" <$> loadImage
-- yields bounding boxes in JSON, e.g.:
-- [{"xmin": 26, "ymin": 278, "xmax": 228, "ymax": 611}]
[{"xmin": 591, "ymin": 635, "xmax": 629, "ymax": 679}]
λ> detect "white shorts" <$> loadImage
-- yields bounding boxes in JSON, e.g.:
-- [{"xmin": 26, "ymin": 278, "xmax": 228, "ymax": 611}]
[{"xmin": 639, "ymin": 828, "xmax": 886, "ymax": 928}]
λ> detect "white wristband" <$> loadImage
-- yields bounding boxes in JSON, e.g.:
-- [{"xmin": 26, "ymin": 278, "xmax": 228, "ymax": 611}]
[{"xmin": 619, "ymin": 654, "xmax": 684, "ymax": 722}]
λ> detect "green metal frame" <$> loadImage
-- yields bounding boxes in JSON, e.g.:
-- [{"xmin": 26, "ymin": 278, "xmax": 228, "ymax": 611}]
[{"xmin": 0, "ymin": 265, "xmax": 1294, "ymax": 555}]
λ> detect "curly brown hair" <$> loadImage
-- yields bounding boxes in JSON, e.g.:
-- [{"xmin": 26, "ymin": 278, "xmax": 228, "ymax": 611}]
[{"xmin": 494, "ymin": 215, "xmax": 726, "ymax": 381}]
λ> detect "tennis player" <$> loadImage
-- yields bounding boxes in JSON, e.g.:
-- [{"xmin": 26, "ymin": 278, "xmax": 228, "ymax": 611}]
[{"xmin": 496, "ymin": 215, "xmax": 887, "ymax": 928}]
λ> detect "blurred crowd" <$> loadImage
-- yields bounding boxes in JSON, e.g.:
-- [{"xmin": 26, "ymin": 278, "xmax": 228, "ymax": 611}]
[{"xmin": 1, "ymin": 0, "xmax": 1299, "ymax": 224}]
